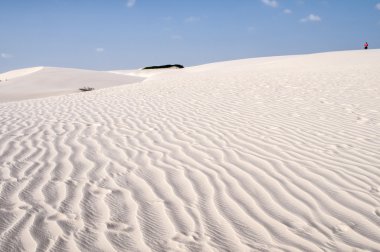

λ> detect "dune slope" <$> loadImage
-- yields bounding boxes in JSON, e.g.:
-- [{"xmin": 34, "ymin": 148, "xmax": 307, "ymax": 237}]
[
  {"xmin": 0, "ymin": 50, "xmax": 379, "ymax": 251},
  {"xmin": 0, "ymin": 67, "xmax": 144, "ymax": 103}
]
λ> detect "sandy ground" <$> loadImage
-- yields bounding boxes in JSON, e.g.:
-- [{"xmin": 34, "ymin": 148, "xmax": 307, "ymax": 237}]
[
  {"xmin": 0, "ymin": 67, "xmax": 144, "ymax": 103},
  {"xmin": 0, "ymin": 50, "xmax": 379, "ymax": 251}
]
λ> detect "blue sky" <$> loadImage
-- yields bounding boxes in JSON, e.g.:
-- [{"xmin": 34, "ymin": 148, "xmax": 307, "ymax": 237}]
[{"xmin": 1, "ymin": 0, "xmax": 380, "ymax": 72}]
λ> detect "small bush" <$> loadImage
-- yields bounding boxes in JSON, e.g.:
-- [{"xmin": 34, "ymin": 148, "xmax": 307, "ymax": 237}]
[
  {"xmin": 143, "ymin": 64, "xmax": 184, "ymax": 70},
  {"xmin": 79, "ymin": 87, "xmax": 95, "ymax": 92}
]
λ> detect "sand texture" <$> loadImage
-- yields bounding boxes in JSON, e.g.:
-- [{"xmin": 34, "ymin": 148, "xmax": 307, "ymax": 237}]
[
  {"xmin": 0, "ymin": 50, "xmax": 379, "ymax": 251},
  {"xmin": 0, "ymin": 67, "xmax": 144, "ymax": 103}
]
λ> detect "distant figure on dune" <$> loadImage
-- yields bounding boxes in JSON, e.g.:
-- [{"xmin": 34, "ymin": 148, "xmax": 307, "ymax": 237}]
[{"xmin": 364, "ymin": 42, "xmax": 368, "ymax": 50}]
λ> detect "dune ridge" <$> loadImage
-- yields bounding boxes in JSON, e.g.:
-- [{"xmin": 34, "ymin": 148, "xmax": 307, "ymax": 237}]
[
  {"xmin": 0, "ymin": 50, "xmax": 379, "ymax": 251},
  {"xmin": 0, "ymin": 67, "xmax": 145, "ymax": 103},
  {"xmin": 0, "ymin": 67, "xmax": 44, "ymax": 81}
]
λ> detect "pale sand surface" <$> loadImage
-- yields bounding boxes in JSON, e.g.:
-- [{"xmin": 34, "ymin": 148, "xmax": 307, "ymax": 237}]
[
  {"xmin": 0, "ymin": 67, "xmax": 44, "ymax": 81},
  {"xmin": 0, "ymin": 50, "xmax": 379, "ymax": 251},
  {"xmin": 0, "ymin": 67, "xmax": 144, "ymax": 103}
]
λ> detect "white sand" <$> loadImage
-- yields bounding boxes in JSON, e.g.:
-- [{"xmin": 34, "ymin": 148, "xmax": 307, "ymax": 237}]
[
  {"xmin": 110, "ymin": 68, "xmax": 186, "ymax": 78},
  {"xmin": 0, "ymin": 66, "xmax": 44, "ymax": 81},
  {"xmin": 0, "ymin": 50, "xmax": 379, "ymax": 251},
  {"xmin": 0, "ymin": 67, "xmax": 144, "ymax": 103}
]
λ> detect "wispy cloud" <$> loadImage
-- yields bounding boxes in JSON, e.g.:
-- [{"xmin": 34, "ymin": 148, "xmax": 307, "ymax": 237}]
[
  {"xmin": 185, "ymin": 16, "xmax": 201, "ymax": 23},
  {"xmin": 247, "ymin": 26, "xmax": 256, "ymax": 32},
  {"xmin": 171, "ymin": 35, "xmax": 183, "ymax": 40},
  {"xmin": 261, "ymin": 0, "xmax": 278, "ymax": 8},
  {"xmin": 283, "ymin": 9, "xmax": 292, "ymax": 14},
  {"xmin": 300, "ymin": 14, "xmax": 321, "ymax": 23},
  {"xmin": 162, "ymin": 16, "xmax": 173, "ymax": 21},
  {"xmin": 376, "ymin": 3, "xmax": 380, "ymax": 10},
  {"xmin": 126, "ymin": 0, "xmax": 136, "ymax": 8},
  {"xmin": 1, "ymin": 53, "xmax": 13, "ymax": 59},
  {"xmin": 96, "ymin": 48, "xmax": 105, "ymax": 53}
]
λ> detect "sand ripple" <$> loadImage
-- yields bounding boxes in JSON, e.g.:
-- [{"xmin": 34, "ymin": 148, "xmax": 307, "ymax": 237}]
[{"xmin": 0, "ymin": 50, "xmax": 380, "ymax": 251}]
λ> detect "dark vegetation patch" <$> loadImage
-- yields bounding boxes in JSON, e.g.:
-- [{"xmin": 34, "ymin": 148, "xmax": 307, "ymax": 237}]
[
  {"xmin": 143, "ymin": 64, "xmax": 184, "ymax": 70},
  {"xmin": 79, "ymin": 87, "xmax": 95, "ymax": 92}
]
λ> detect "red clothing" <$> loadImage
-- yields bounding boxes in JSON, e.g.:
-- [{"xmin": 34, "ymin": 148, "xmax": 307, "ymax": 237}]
[{"xmin": 364, "ymin": 43, "xmax": 368, "ymax": 47}]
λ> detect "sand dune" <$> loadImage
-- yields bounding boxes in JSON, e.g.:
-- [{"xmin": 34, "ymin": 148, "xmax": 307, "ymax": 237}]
[
  {"xmin": 0, "ymin": 50, "xmax": 379, "ymax": 251},
  {"xmin": 0, "ymin": 67, "xmax": 44, "ymax": 81},
  {"xmin": 0, "ymin": 67, "xmax": 144, "ymax": 103},
  {"xmin": 110, "ymin": 68, "xmax": 185, "ymax": 79}
]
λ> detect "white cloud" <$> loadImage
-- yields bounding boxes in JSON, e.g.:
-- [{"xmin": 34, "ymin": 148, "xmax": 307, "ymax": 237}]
[
  {"xmin": 126, "ymin": 0, "xmax": 136, "ymax": 8},
  {"xmin": 1, "ymin": 53, "xmax": 12, "ymax": 59},
  {"xmin": 185, "ymin": 16, "xmax": 201, "ymax": 23},
  {"xmin": 261, "ymin": 0, "xmax": 278, "ymax": 8},
  {"xmin": 283, "ymin": 9, "xmax": 292, "ymax": 14},
  {"xmin": 96, "ymin": 48, "xmax": 105, "ymax": 53},
  {"xmin": 300, "ymin": 14, "xmax": 321, "ymax": 23},
  {"xmin": 376, "ymin": 3, "xmax": 380, "ymax": 10}
]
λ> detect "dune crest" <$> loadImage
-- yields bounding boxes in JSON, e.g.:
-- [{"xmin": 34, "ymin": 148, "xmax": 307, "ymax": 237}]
[
  {"xmin": 0, "ymin": 66, "xmax": 44, "ymax": 81},
  {"xmin": 0, "ymin": 67, "xmax": 145, "ymax": 103}
]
